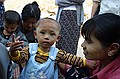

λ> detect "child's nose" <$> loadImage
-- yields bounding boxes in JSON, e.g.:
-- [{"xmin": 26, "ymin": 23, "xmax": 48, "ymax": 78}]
[
  {"xmin": 44, "ymin": 34, "xmax": 49, "ymax": 39},
  {"xmin": 7, "ymin": 28, "xmax": 12, "ymax": 32},
  {"xmin": 28, "ymin": 23, "xmax": 33, "ymax": 27}
]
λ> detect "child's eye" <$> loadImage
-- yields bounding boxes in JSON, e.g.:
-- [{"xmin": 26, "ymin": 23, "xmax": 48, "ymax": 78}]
[
  {"xmin": 50, "ymin": 33, "xmax": 55, "ymax": 36},
  {"xmin": 4, "ymin": 26, "xmax": 8, "ymax": 29},
  {"xmin": 40, "ymin": 32, "xmax": 45, "ymax": 34},
  {"xmin": 11, "ymin": 28, "xmax": 15, "ymax": 29}
]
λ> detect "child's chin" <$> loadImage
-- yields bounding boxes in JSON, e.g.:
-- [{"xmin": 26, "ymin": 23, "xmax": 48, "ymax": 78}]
[{"xmin": 42, "ymin": 45, "xmax": 49, "ymax": 49}]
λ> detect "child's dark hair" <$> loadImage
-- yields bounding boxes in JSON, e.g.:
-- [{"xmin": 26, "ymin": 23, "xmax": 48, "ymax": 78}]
[
  {"xmin": 3, "ymin": 10, "xmax": 21, "ymax": 25},
  {"xmin": 81, "ymin": 13, "xmax": 120, "ymax": 47},
  {"xmin": 21, "ymin": 1, "xmax": 41, "ymax": 22}
]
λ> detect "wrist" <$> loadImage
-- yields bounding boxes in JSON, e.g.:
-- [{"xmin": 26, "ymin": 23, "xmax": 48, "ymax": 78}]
[{"xmin": 9, "ymin": 50, "xmax": 20, "ymax": 60}]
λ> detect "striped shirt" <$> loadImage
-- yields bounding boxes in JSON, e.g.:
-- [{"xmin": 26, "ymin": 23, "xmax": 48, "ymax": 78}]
[{"xmin": 11, "ymin": 46, "xmax": 84, "ymax": 68}]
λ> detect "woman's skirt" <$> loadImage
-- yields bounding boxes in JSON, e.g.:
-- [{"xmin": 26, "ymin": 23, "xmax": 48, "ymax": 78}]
[{"xmin": 56, "ymin": 10, "xmax": 80, "ymax": 54}]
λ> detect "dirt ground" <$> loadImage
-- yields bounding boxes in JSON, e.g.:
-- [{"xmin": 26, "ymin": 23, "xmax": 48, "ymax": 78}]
[
  {"xmin": 4, "ymin": 0, "xmax": 58, "ymax": 19},
  {"xmin": 4, "ymin": 0, "xmax": 92, "ymax": 19}
]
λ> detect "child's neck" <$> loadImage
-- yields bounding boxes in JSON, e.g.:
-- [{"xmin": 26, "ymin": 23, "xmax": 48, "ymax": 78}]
[
  {"xmin": 38, "ymin": 47, "xmax": 50, "ymax": 53},
  {"xmin": 38, "ymin": 47, "xmax": 49, "ymax": 56}
]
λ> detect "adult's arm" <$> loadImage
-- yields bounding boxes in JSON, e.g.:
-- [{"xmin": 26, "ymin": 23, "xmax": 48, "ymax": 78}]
[{"xmin": 91, "ymin": 0, "xmax": 100, "ymax": 18}]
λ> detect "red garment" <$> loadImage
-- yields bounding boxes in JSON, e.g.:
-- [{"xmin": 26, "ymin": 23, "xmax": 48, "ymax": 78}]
[
  {"xmin": 13, "ymin": 65, "xmax": 20, "ymax": 79},
  {"xmin": 90, "ymin": 55, "xmax": 120, "ymax": 79}
]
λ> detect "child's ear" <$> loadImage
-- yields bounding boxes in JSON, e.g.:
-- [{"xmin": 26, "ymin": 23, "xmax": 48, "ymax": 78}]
[
  {"xmin": 33, "ymin": 30, "xmax": 37, "ymax": 38},
  {"xmin": 56, "ymin": 35, "xmax": 61, "ymax": 42},
  {"xmin": 33, "ymin": 30, "xmax": 38, "ymax": 42}
]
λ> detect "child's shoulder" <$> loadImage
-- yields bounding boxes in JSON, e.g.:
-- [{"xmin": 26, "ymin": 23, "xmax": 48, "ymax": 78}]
[{"xmin": 15, "ymin": 30, "xmax": 24, "ymax": 35}]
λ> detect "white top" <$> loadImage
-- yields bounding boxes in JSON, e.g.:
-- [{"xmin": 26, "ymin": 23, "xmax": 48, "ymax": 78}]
[
  {"xmin": 63, "ymin": 5, "xmax": 77, "ymax": 10},
  {"xmin": 99, "ymin": 0, "xmax": 120, "ymax": 16}
]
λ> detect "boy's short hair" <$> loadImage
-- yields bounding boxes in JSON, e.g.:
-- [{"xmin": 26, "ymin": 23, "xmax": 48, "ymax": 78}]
[
  {"xmin": 3, "ymin": 10, "xmax": 21, "ymax": 25},
  {"xmin": 36, "ymin": 18, "xmax": 61, "ymax": 31}
]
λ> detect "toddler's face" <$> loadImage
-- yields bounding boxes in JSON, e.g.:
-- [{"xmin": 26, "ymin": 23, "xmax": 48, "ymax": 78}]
[
  {"xmin": 4, "ymin": 22, "xmax": 18, "ymax": 35},
  {"xmin": 35, "ymin": 20, "xmax": 60, "ymax": 49}
]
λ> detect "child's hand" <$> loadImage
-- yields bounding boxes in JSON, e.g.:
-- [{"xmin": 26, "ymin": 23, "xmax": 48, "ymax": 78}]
[
  {"xmin": 7, "ymin": 42, "xmax": 13, "ymax": 47},
  {"xmin": 9, "ymin": 35, "xmax": 24, "ymax": 55}
]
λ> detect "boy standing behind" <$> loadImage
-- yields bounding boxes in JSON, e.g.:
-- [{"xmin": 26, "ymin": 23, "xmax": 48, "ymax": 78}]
[
  {"xmin": 0, "ymin": 10, "xmax": 29, "ymax": 79},
  {"xmin": 0, "ymin": 10, "xmax": 28, "ymax": 47}
]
